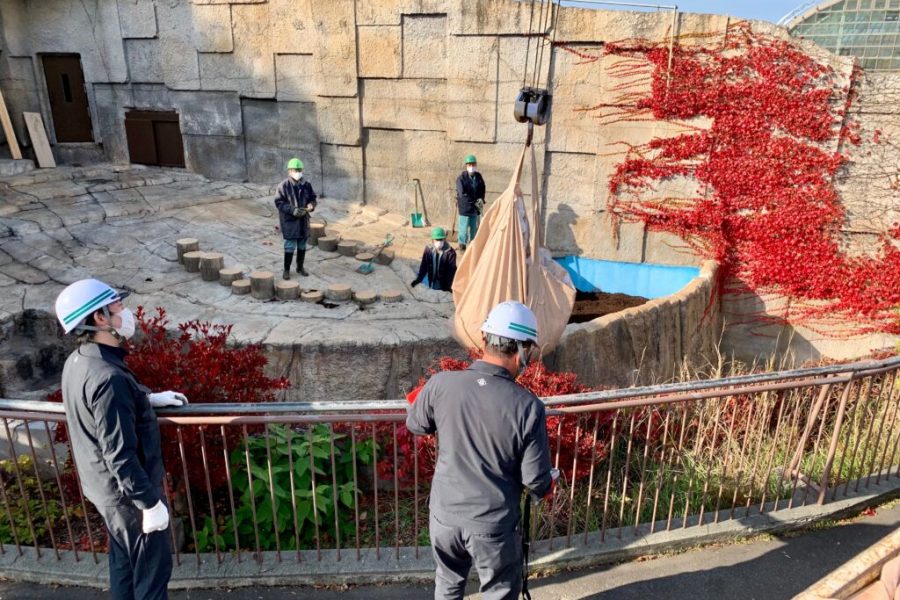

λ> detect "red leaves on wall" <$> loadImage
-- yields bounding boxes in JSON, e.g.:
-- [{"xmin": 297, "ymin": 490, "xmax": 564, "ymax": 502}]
[{"xmin": 604, "ymin": 22, "xmax": 900, "ymax": 335}]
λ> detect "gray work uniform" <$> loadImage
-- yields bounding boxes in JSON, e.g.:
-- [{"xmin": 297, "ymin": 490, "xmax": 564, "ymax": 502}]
[
  {"xmin": 61, "ymin": 342, "xmax": 172, "ymax": 600},
  {"xmin": 406, "ymin": 360, "xmax": 552, "ymax": 600}
]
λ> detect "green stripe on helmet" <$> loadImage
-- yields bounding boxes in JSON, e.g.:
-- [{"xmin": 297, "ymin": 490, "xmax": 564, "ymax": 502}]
[
  {"xmin": 63, "ymin": 288, "xmax": 116, "ymax": 324},
  {"xmin": 508, "ymin": 322, "xmax": 537, "ymax": 337}
]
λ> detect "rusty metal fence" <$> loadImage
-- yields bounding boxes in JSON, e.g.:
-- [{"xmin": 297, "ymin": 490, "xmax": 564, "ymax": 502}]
[{"xmin": 0, "ymin": 355, "xmax": 897, "ymax": 570}]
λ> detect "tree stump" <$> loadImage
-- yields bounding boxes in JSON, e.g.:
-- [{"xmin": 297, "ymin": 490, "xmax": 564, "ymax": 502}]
[
  {"xmin": 219, "ymin": 267, "xmax": 245, "ymax": 286},
  {"xmin": 183, "ymin": 251, "xmax": 203, "ymax": 273},
  {"xmin": 355, "ymin": 252, "xmax": 375, "ymax": 262},
  {"xmin": 200, "ymin": 253, "xmax": 225, "ymax": 282},
  {"xmin": 318, "ymin": 236, "xmax": 338, "ymax": 252},
  {"xmin": 374, "ymin": 249, "xmax": 395, "ymax": 266},
  {"xmin": 250, "ymin": 270, "xmax": 275, "ymax": 300},
  {"xmin": 354, "ymin": 290, "xmax": 377, "ymax": 306},
  {"xmin": 325, "ymin": 283, "xmax": 352, "ymax": 301},
  {"xmin": 382, "ymin": 289, "xmax": 404, "ymax": 303},
  {"xmin": 301, "ymin": 290, "xmax": 323, "ymax": 303},
  {"xmin": 276, "ymin": 281, "xmax": 300, "ymax": 301},
  {"xmin": 176, "ymin": 238, "xmax": 199, "ymax": 264},
  {"xmin": 309, "ymin": 223, "xmax": 326, "ymax": 245},
  {"xmin": 337, "ymin": 240, "xmax": 359, "ymax": 256},
  {"xmin": 232, "ymin": 279, "xmax": 251, "ymax": 295}
]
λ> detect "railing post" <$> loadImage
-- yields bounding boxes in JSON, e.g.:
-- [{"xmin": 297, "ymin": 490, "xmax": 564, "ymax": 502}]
[{"xmin": 817, "ymin": 374, "xmax": 856, "ymax": 505}]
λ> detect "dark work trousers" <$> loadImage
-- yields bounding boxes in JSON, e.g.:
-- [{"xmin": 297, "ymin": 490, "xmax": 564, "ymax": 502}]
[
  {"xmin": 101, "ymin": 502, "xmax": 173, "ymax": 600},
  {"xmin": 430, "ymin": 513, "xmax": 523, "ymax": 600}
]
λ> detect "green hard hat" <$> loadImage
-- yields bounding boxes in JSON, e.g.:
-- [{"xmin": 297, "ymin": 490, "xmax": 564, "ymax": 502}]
[
  {"xmin": 287, "ymin": 157, "xmax": 304, "ymax": 170},
  {"xmin": 464, "ymin": 154, "xmax": 477, "ymax": 164},
  {"xmin": 431, "ymin": 227, "xmax": 447, "ymax": 240}
]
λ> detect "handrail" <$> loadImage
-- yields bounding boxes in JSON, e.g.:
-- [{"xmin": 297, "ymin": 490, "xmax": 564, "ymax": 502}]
[{"xmin": 1, "ymin": 355, "xmax": 897, "ymax": 416}]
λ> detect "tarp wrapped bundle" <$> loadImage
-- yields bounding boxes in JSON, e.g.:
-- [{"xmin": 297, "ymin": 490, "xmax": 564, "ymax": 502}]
[{"xmin": 451, "ymin": 143, "xmax": 576, "ymax": 355}]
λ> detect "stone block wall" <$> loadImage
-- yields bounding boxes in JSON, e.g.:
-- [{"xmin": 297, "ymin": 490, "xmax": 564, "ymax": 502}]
[
  {"xmin": 0, "ymin": 0, "xmax": 895, "ymax": 363},
  {"xmin": 0, "ymin": 0, "xmax": 713, "ymax": 265}
]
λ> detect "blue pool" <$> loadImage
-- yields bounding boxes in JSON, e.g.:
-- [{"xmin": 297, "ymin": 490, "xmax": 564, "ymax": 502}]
[{"xmin": 555, "ymin": 256, "xmax": 700, "ymax": 299}]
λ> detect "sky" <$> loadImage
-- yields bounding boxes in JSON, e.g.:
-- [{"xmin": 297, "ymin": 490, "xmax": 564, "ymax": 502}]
[{"xmin": 559, "ymin": 1, "xmax": 808, "ymax": 25}]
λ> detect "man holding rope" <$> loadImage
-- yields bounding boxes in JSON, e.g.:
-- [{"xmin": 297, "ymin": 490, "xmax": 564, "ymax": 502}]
[{"xmin": 406, "ymin": 301, "xmax": 554, "ymax": 600}]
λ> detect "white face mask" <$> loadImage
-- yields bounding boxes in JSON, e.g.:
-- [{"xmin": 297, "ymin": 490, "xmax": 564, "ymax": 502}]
[
  {"xmin": 433, "ymin": 240, "xmax": 444, "ymax": 250},
  {"xmin": 290, "ymin": 171, "xmax": 303, "ymax": 181},
  {"xmin": 467, "ymin": 166, "xmax": 476, "ymax": 175},
  {"xmin": 113, "ymin": 308, "xmax": 136, "ymax": 340}
]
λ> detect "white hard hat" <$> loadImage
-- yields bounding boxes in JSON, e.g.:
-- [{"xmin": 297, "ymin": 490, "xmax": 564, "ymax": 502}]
[
  {"xmin": 55, "ymin": 278, "xmax": 128, "ymax": 334},
  {"xmin": 481, "ymin": 301, "xmax": 538, "ymax": 344}
]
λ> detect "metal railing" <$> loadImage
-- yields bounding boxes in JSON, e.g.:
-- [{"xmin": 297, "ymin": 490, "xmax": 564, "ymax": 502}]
[{"xmin": 0, "ymin": 355, "xmax": 897, "ymax": 570}]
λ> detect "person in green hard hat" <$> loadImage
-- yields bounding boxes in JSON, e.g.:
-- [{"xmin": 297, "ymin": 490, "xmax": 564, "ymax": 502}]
[
  {"xmin": 411, "ymin": 226, "xmax": 457, "ymax": 292},
  {"xmin": 274, "ymin": 157, "xmax": 317, "ymax": 279},
  {"xmin": 455, "ymin": 154, "xmax": 486, "ymax": 251}
]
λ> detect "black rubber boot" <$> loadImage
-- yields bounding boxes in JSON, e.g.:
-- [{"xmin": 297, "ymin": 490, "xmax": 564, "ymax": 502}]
[
  {"xmin": 296, "ymin": 250, "xmax": 308, "ymax": 277},
  {"xmin": 283, "ymin": 252, "xmax": 293, "ymax": 280}
]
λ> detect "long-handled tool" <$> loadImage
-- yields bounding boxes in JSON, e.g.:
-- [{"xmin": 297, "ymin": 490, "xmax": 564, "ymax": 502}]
[
  {"xmin": 410, "ymin": 179, "xmax": 424, "ymax": 228},
  {"xmin": 521, "ymin": 494, "xmax": 533, "ymax": 600},
  {"xmin": 356, "ymin": 234, "xmax": 394, "ymax": 275}
]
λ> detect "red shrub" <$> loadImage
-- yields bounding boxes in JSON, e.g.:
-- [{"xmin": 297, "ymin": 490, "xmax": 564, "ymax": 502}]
[
  {"xmin": 379, "ymin": 355, "xmax": 612, "ymax": 485},
  {"xmin": 51, "ymin": 307, "xmax": 290, "ymax": 492}
]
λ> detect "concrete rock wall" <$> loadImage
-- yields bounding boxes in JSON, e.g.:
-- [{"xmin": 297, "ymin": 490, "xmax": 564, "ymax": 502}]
[
  {"xmin": 0, "ymin": 0, "xmax": 895, "ymax": 364},
  {"xmin": 0, "ymin": 0, "xmax": 707, "ymax": 265}
]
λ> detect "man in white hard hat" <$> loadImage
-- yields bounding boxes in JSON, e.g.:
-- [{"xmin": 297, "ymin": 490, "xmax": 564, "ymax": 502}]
[
  {"xmin": 406, "ymin": 301, "xmax": 553, "ymax": 600},
  {"xmin": 55, "ymin": 279, "xmax": 187, "ymax": 600}
]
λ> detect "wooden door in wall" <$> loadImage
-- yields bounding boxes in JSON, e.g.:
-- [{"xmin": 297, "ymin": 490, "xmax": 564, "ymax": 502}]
[
  {"xmin": 124, "ymin": 110, "xmax": 186, "ymax": 168},
  {"xmin": 41, "ymin": 55, "xmax": 93, "ymax": 143}
]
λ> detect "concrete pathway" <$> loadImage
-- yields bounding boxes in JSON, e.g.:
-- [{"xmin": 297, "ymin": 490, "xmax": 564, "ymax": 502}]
[{"xmin": 1, "ymin": 501, "xmax": 897, "ymax": 600}]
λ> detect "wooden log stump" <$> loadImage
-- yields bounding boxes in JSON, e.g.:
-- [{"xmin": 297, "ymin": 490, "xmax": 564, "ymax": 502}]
[
  {"xmin": 309, "ymin": 223, "xmax": 326, "ymax": 245},
  {"xmin": 354, "ymin": 290, "xmax": 377, "ymax": 306},
  {"xmin": 325, "ymin": 283, "xmax": 352, "ymax": 301},
  {"xmin": 183, "ymin": 250, "xmax": 203, "ymax": 273},
  {"xmin": 301, "ymin": 290, "xmax": 323, "ymax": 303},
  {"xmin": 374, "ymin": 249, "xmax": 395, "ymax": 266},
  {"xmin": 355, "ymin": 252, "xmax": 375, "ymax": 262},
  {"xmin": 276, "ymin": 281, "xmax": 300, "ymax": 301},
  {"xmin": 249, "ymin": 270, "xmax": 275, "ymax": 300},
  {"xmin": 318, "ymin": 236, "xmax": 338, "ymax": 252},
  {"xmin": 381, "ymin": 289, "xmax": 403, "ymax": 303},
  {"xmin": 200, "ymin": 253, "xmax": 225, "ymax": 282},
  {"xmin": 337, "ymin": 240, "xmax": 359, "ymax": 256},
  {"xmin": 219, "ymin": 267, "xmax": 245, "ymax": 286},
  {"xmin": 232, "ymin": 279, "xmax": 251, "ymax": 295},
  {"xmin": 176, "ymin": 238, "xmax": 199, "ymax": 264}
]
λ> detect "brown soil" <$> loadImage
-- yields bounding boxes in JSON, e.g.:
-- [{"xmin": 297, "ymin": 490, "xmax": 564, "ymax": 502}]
[{"xmin": 569, "ymin": 290, "xmax": 649, "ymax": 324}]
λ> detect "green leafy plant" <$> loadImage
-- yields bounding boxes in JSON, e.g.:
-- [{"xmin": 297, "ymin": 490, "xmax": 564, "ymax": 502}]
[
  {"xmin": 195, "ymin": 424, "xmax": 375, "ymax": 552},
  {"xmin": 0, "ymin": 455, "xmax": 69, "ymax": 546}
]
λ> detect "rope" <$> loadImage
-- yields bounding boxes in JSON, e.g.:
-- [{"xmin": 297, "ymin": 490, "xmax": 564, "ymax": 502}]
[{"xmin": 523, "ymin": 0, "xmax": 537, "ymax": 87}]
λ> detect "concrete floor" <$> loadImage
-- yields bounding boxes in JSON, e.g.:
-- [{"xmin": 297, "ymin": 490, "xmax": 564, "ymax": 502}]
[{"xmin": 1, "ymin": 501, "xmax": 898, "ymax": 599}]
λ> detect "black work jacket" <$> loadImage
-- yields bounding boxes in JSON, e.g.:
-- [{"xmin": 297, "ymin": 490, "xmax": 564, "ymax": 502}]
[
  {"xmin": 413, "ymin": 243, "xmax": 457, "ymax": 291},
  {"xmin": 61, "ymin": 343, "xmax": 164, "ymax": 509},
  {"xmin": 406, "ymin": 361, "xmax": 552, "ymax": 533},
  {"xmin": 274, "ymin": 178, "xmax": 317, "ymax": 240},
  {"xmin": 455, "ymin": 171, "xmax": 486, "ymax": 216}
]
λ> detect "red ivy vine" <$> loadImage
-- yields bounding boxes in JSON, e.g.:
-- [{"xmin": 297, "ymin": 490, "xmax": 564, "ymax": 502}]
[{"xmin": 599, "ymin": 22, "xmax": 899, "ymax": 335}]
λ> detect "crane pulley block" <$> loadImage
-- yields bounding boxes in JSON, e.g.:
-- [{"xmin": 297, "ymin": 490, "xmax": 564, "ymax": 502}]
[{"xmin": 514, "ymin": 87, "xmax": 552, "ymax": 126}]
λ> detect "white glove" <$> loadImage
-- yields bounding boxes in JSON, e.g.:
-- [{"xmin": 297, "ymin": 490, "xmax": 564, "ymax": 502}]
[
  {"xmin": 147, "ymin": 391, "xmax": 188, "ymax": 408},
  {"xmin": 142, "ymin": 500, "xmax": 169, "ymax": 534},
  {"xmin": 551, "ymin": 468, "xmax": 561, "ymax": 482}
]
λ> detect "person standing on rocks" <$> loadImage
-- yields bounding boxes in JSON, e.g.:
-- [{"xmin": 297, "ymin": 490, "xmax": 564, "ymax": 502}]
[
  {"xmin": 455, "ymin": 154, "xmax": 486, "ymax": 251},
  {"xmin": 275, "ymin": 157, "xmax": 317, "ymax": 279},
  {"xmin": 411, "ymin": 226, "xmax": 457, "ymax": 292},
  {"xmin": 55, "ymin": 278, "xmax": 188, "ymax": 600},
  {"xmin": 406, "ymin": 301, "xmax": 555, "ymax": 600}
]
